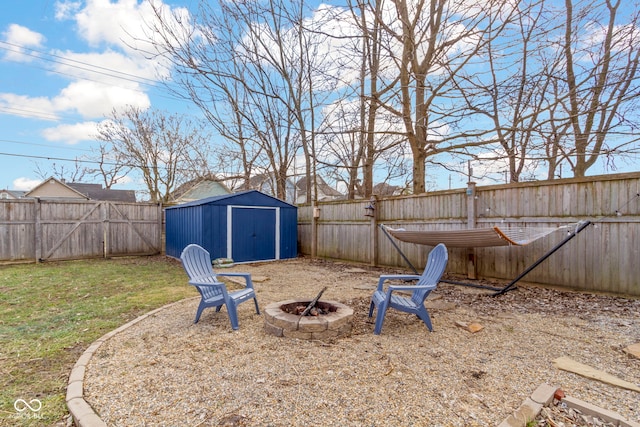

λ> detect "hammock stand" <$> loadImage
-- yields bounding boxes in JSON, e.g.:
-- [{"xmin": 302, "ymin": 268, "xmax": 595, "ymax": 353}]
[{"xmin": 379, "ymin": 220, "xmax": 592, "ymax": 296}]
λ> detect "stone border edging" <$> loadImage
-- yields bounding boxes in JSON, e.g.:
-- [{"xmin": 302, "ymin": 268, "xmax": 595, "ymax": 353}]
[
  {"xmin": 498, "ymin": 383, "xmax": 640, "ymax": 427},
  {"xmin": 66, "ymin": 298, "xmax": 198, "ymax": 427}
]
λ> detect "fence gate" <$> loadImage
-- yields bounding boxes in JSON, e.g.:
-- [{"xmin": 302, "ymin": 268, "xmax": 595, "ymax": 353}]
[{"xmin": 0, "ymin": 199, "xmax": 162, "ymax": 262}]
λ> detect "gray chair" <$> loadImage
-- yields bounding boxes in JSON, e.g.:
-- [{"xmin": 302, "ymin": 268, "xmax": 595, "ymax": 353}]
[
  {"xmin": 180, "ymin": 244, "xmax": 260, "ymax": 330},
  {"xmin": 368, "ymin": 243, "xmax": 448, "ymax": 335}
]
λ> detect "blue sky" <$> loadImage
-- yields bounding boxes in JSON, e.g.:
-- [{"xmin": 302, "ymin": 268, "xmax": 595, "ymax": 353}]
[
  {"xmin": 2, "ymin": 1, "xmax": 637, "ymax": 195},
  {"xmin": 0, "ymin": 0, "xmax": 516, "ymax": 194},
  {"xmin": 0, "ymin": 0, "xmax": 198, "ymax": 192}
]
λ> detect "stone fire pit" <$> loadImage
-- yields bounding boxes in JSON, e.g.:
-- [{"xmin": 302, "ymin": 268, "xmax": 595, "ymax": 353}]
[{"xmin": 264, "ymin": 299, "xmax": 354, "ymax": 340}]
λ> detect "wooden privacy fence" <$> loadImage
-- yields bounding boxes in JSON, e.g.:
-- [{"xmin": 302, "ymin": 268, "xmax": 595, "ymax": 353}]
[
  {"xmin": 0, "ymin": 199, "xmax": 162, "ymax": 262},
  {"xmin": 298, "ymin": 172, "xmax": 640, "ymax": 297}
]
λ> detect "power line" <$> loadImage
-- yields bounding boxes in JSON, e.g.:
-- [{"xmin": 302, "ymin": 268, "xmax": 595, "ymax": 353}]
[
  {"xmin": 0, "ymin": 139, "xmax": 93, "ymax": 153},
  {"xmin": 0, "ymin": 150, "xmax": 205, "ymax": 174},
  {"xmin": 0, "ymin": 106, "xmax": 65, "ymax": 122},
  {"xmin": 0, "ymin": 151, "xmax": 109, "ymax": 165},
  {"xmin": 0, "ymin": 40, "xmax": 160, "ymax": 87}
]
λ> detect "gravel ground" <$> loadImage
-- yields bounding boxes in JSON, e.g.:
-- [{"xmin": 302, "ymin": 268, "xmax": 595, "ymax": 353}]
[{"xmin": 84, "ymin": 257, "xmax": 640, "ymax": 426}]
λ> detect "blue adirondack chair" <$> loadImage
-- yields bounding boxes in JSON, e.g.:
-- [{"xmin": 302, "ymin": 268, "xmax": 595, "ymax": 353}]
[
  {"xmin": 180, "ymin": 244, "xmax": 260, "ymax": 330},
  {"xmin": 368, "ymin": 243, "xmax": 448, "ymax": 335}
]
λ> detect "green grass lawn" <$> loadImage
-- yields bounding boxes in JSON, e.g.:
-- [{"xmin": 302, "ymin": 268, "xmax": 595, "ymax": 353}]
[{"xmin": 0, "ymin": 256, "xmax": 197, "ymax": 426}]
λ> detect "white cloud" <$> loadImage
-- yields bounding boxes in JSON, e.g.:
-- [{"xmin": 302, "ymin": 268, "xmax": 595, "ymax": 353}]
[
  {"xmin": 111, "ymin": 175, "xmax": 133, "ymax": 186},
  {"xmin": 64, "ymin": 0, "xmax": 144, "ymax": 49},
  {"xmin": 1, "ymin": 24, "xmax": 46, "ymax": 62},
  {"xmin": 63, "ymin": 0, "xmax": 190, "ymax": 62},
  {"xmin": 41, "ymin": 121, "xmax": 100, "ymax": 145},
  {"xmin": 55, "ymin": 80, "xmax": 150, "ymax": 118},
  {"xmin": 0, "ymin": 0, "xmax": 182, "ymax": 123},
  {"xmin": 0, "ymin": 93, "xmax": 59, "ymax": 120},
  {"xmin": 13, "ymin": 177, "xmax": 42, "ymax": 191},
  {"xmin": 54, "ymin": 1, "xmax": 82, "ymax": 20},
  {"xmin": 0, "ymin": 79, "xmax": 150, "ymax": 121}
]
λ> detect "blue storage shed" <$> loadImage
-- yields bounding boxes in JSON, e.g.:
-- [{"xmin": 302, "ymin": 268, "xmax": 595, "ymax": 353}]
[{"xmin": 165, "ymin": 190, "xmax": 298, "ymax": 263}]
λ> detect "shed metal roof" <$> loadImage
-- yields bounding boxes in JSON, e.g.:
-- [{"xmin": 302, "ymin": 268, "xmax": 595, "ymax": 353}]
[{"xmin": 166, "ymin": 190, "xmax": 296, "ymax": 209}]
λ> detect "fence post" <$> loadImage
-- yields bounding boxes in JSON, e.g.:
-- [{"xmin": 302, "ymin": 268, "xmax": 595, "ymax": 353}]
[
  {"xmin": 101, "ymin": 202, "xmax": 109, "ymax": 258},
  {"xmin": 158, "ymin": 203, "xmax": 164, "ymax": 255},
  {"xmin": 466, "ymin": 182, "xmax": 477, "ymax": 279},
  {"xmin": 311, "ymin": 202, "xmax": 319, "ymax": 258},
  {"xmin": 365, "ymin": 195, "xmax": 378, "ymax": 266},
  {"xmin": 34, "ymin": 198, "xmax": 41, "ymax": 263}
]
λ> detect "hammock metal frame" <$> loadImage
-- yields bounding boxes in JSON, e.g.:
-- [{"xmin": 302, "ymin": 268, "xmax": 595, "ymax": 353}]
[{"xmin": 379, "ymin": 221, "xmax": 592, "ymax": 296}]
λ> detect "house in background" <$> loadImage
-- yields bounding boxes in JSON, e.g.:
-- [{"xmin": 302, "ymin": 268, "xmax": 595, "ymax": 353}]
[
  {"xmin": 169, "ymin": 177, "xmax": 230, "ymax": 205},
  {"xmin": 23, "ymin": 177, "xmax": 136, "ymax": 202},
  {"xmin": 0, "ymin": 189, "xmax": 26, "ymax": 200},
  {"xmin": 372, "ymin": 182, "xmax": 406, "ymax": 197},
  {"xmin": 294, "ymin": 176, "xmax": 343, "ymax": 204},
  {"xmin": 247, "ymin": 173, "xmax": 296, "ymax": 204}
]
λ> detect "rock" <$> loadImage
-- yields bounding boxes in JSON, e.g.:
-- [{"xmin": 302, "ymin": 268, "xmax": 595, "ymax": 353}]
[
  {"xmin": 623, "ymin": 342, "xmax": 640, "ymax": 359},
  {"xmin": 455, "ymin": 320, "xmax": 468, "ymax": 329},
  {"xmin": 455, "ymin": 321, "xmax": 484, "ymax": 333},
  {"xmin": 467, "ymin": 322, "xmax": 484, "ymax": 333}
]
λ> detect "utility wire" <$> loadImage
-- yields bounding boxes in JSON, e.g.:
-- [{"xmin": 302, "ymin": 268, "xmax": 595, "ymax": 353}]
[
  {"xmin": 0, "ymin": 151, "xmax": 204, "ymax": 174},
  {"xmin": 0, "ymin": 139, "xmax": 93, "ymax": 153},
  {"xmin": 0, "ymin": 41, "xmax": 160, "ymax": 86}
]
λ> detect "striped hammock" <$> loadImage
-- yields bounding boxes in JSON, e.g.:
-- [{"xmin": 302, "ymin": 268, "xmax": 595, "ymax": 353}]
[{"xmin": 382, "ymin": 224, "xmax": 563, "ymax": 248}]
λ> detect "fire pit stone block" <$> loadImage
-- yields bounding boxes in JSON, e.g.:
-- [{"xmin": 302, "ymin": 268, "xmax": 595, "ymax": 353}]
[
  {"xmin": 298, "ymin": 316, "xmax": 328, "ymax": 332},
  {"xmin": 264, "ymin": 300, "xmax": 353, "ymax": 340}
]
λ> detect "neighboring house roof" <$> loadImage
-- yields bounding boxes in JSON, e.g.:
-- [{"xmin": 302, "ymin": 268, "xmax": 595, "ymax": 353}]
[
  {"xmin": 0, "ymin": 189, "xmax": 26, "ymax": 199},
  {"xmin": 372, "ymin": 182, "xmax": 403, "ymax": 196},
  {"xmin": 248, "ymin": 173, "xmax": 275, "ymax": 193},
  {"xmin": 67, "ymin": 183, "xmax": 136, "ymax": 202},
  {"xmin": 24, "ymin": 177, "xmax": 136, "ymax": 202},
  {"xmin": 295, "ymin": 176, "xmax": 343, "ymax": 203},
  {"xmin": 170, "ymin": 178, "xmax": 230, "ymax": 205},
  {"xmin": 247, "ymin": 173, "xmax": 296, "ymax": 203}
]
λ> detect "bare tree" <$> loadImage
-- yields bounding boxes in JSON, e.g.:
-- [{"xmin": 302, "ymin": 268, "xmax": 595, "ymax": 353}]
[
  {"xmin": 144, "ymin": 3, "xmax": 263, "ymax": 192},
  {"xmin": 549, "ymin": 0, "xmax": 640, "ymax": 177},
  {"xmin": 348, "ymin": 0, "xmax": 406, "ymax": 197},
  {"xmin": 87, "ymin": 143, "xmax": 132, "ymax": 189},
  {"xmin": 316, "ymin": 97, "xmax": 409, "ymax": 197},
  {"xmin": 455, "ymin": 0, "xmax": 558, "ymax": 183},
  {"xmin": 145, "ymin": 0, "xmax": 328, "ymax": 202},
  {"xmin": 373, "ymin": 0, "xmax": 515, "ymax": 193},
  {"xmin": 95, "ymin": 106, "xmax": 211, "ymax": 203},
  {"xmin": 34, "ymin": 159, "xmax": 88, "ymax": 183},
  {"xmin": 307, "ymin": 0, "xmax": 414, "ymax": 199},
  {"xmin": 129, "ymin": 0, "xmax": 640, "ymax": 198}
]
